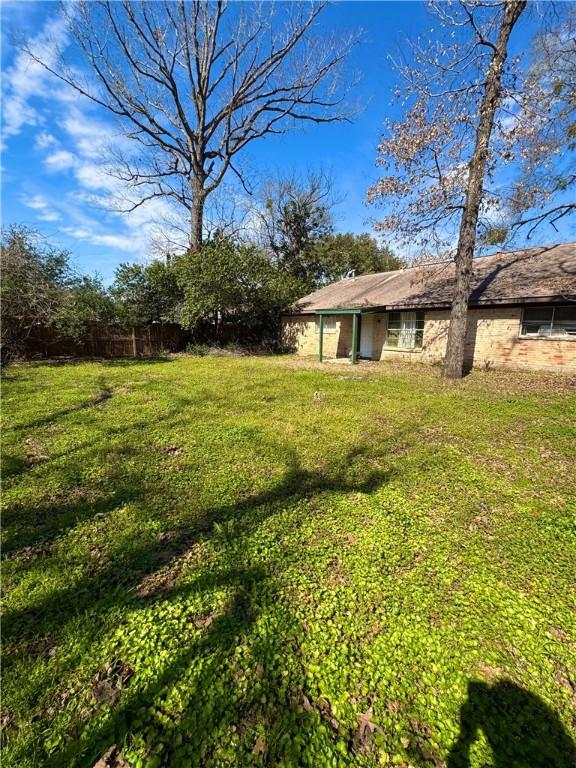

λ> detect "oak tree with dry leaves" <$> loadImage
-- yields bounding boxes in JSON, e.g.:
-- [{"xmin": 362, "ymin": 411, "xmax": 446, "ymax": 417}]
[{"xmin": 369, "ymin": 1, "xmax": 532, "ymax": 378}]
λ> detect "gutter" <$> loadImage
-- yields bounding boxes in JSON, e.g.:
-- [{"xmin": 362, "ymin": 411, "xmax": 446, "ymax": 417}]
[{"xmin": 281, "ymin": 294, "xmax": 575, "ymax": 316}]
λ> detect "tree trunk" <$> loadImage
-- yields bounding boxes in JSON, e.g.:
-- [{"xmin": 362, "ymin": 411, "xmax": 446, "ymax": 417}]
[
  {"xmin": 443, "ymin": 0, "xmax": 526, "ymax": 379},
  {"xmin": 190, "ymin": 187, "xmax": 205, "ymax": 253}
]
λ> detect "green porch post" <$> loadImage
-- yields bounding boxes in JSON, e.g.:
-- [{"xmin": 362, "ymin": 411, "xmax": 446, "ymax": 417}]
[
  {"xmin": 318, "ymin": 314, "xmax": 324, "ymax": 362},
  {"xmin": 351, "ymin": 313, "xmax": 359, "ymax": 364}
]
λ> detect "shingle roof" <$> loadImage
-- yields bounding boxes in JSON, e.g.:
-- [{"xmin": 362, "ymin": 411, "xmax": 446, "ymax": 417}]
[{"xmin": 287, "ymin": 243, "xmax": 576, "ymax": 313}]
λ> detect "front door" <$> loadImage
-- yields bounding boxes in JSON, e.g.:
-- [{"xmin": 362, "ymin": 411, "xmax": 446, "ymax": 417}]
[{"xmin": 359, "ymin": 315, "xmax": 373, "ymax": 359}]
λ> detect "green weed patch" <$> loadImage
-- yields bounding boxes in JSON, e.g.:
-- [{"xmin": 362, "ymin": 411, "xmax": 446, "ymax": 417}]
[{"xmin": 2, "ymin": 357, "xmax": 575, "ymax": 767}]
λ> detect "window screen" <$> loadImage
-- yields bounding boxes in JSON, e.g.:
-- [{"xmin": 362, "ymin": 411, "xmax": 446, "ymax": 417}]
[
  {"xmin": 386, "ymin": 311, "xmax": 425, "ymax": 348},
  {"xmin": 315, "ymin": 316, "xmax": 337, "ymax": 333},
  {"xmin": 521, "ymin": 306, "xmax": 576, "ymax": 337}
]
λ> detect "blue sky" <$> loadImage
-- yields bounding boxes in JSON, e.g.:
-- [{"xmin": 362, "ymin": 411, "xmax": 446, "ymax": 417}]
[{"xmin": 1, "ymin": 1, "xmax": 573, "ymax": 283}]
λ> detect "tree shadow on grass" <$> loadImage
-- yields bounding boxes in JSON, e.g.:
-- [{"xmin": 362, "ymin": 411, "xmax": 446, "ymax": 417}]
[
  {"xmin": 2, "ymin": 396, "xmax": 198, "ymax": 550},
  {"xmin": 4, "ymin": 445, "xmax": 394, "ymax": 766},
  {"xmin": 13, "ymin": 357, "xmax": 175, "ymax": 369},
  {"xmin": 9, "ymin": 378, "xmax": 114, "ymax": 434},
  {"xmin": 3, "ymin": 446, "xmax": 392, "ymax": 644},
  {"xmin": 51, "ymin": 565, "xmax": 301, "ymax": 767},
  {"xmin": 447, "ymin": 680, "xmax": 576, "ymax": 768}
]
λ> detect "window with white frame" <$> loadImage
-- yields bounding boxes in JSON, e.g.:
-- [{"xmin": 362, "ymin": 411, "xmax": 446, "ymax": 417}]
[
  {"xmin": 520, "ymin": 306, "xmax": 576, "ymax": 337},
  {"xmin": 315, "ymin": 316, "xmax": 337, "ymax": 333},
  {"xmin": 386, "ymin": 311, "xmax": 425, "ymax": 348}
]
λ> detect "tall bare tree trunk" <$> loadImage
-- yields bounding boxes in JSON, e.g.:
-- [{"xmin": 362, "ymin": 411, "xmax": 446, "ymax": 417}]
[
  {"xmin": 190, "ymin": 187, "xmax": 205, "ymax": 253},
  {"xmin": 443, "ymin": 0, "xmax": 526, "ymax": 379}
]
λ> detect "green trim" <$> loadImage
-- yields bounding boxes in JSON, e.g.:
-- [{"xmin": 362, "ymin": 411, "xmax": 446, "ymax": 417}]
[
  {"xmin": 318, "ymin": 314, "xmax": 324, "ymax": 363},
  {"xmin": 316, "ymin": 308, "xmax": 361, "ymax": 315},
  {"xmin": 351, "ymin": 313, "xmax": 359, "ymax": 365},
  {"xmin": 315, "ymin": 306, "xmax": 387, "ymax": 315}
]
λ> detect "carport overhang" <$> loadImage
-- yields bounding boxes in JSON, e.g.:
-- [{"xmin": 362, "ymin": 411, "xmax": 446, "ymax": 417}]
[{"xmin": 315, "ymin": 306, "xmax": 387, "ymax": 364}]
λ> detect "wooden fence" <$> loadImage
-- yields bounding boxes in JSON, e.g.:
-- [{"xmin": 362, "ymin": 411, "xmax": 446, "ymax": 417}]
[{"xmin": 21, "ymin": 323, "xmax": 190, "ymax": 359}]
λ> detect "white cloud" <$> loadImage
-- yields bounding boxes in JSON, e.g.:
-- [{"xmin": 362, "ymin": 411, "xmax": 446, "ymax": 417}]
[
  {"xmin": 74, "ymin": 163, "xmax": 118, "ymax": 192},
  {"xmin": 1, "ymin": 13, "xmax": 69, "ymax": 139},
  {"xmin": 22, "ymin": 194, "xmax": 49, "ymax": 211},
  {"xmin": 61, "ymin": 226, "xmax": 94, "ymax": 239},
  {"xmin": 61, "ymin": 225, "xmax": 135, "ymax": 252},
  {"xmin": 38, "ymin": 209, "xmax": 62, "ymax": 222},
  {"xmin": 4, "ymin": 11, "xmax": 174, "ymax": 264},
  {"xmin": 61, "ymin": 106, "xmax": 123, "ymax": 160},
  {"xmin": 35, "ymin": 131, "xmax": 59, "ymax": 150},
  {"xmin": 21, "ymin": 193, "xmax": 62, "ymax": 222},
  {"xmin": 90, "ymin": 234, "xmax": 136, "ymax": 251},
  {"xmin": 44, "ymin": 149, "xmax": 76, "ymax": 171}
]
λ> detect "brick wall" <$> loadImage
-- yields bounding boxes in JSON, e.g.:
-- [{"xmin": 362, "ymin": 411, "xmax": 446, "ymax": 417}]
[
  {"xmin": 282, "ymin": 308, "xmax": 576, "ymax": 372},
  {"xmin": 465, "ymin": 307, "xmax": 576, "ymax": 372},
  {"xmin": 282, "ymin": 315, "xmax": 354, "ymax": 359}
]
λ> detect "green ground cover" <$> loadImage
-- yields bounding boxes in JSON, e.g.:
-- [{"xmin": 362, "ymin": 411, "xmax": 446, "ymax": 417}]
[{"xmin": 2, "ymin": 356, "xmax": 575, "ymax": 768}]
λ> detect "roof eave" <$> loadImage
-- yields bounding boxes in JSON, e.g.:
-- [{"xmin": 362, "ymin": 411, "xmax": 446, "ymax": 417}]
[{"xmin": 283, "ymin": 294, "xmax": 576, "ymax": 315}]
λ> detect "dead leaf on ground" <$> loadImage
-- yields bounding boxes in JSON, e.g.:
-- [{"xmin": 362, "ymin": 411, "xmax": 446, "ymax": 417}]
[
  {"xmin": 252, "ymin": 736, "xmax": 266, "ymax": 755},
  {"xmin": 555, "ymin": 672, "xmax": 576, "ymax": 706},
  {"xmin": 106, "ymin": 660, "xmax": 133, "ymax": 686},
  {"xmin": 1, "ymin": 710, "xmax": 15, "ymax": 730},
  {"xmin": 193, "ymin": 613, "xmax": 215, "ymax": 629},
  {"xmin": 352, "ymin": 707, "xmax": 382, "ymax": 748},
  {"xmin": 92, "ymin": 660, "xmax": 133, "ymax": 707},
  {"xmin": 92, "ymin": 680, "xmax": 119, "ymax": 707},
  {"xmin": 301, "ymin": 694, "xmax": 313, "ymax": 712},
  {"xmin": 3, "ymin": 541, "xmax": 53, "ymax": 562},
  {"xmin": 550, "ymin": 627, "xmax": 569, "ymax": 643},
  {"xmin": 478, "ymin": 664, "xmax": 502, "ymax": 681},
  {"xmin": 23, "ymin": 437, "xmax": 50, "ymax": 465},
  {"xmin": 162, "ymin": 444, "xmax": 182, "ymax": 456},
  {"xmin": 468, "ymin": 514, "xmax": 489, "ymax": 531},
  {"xmin": 92, "ymin": 745, "xmax": 128, "ymax": 768}
]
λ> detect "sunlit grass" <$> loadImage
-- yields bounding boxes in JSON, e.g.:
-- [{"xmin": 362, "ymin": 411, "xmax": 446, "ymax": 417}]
[{"xmin": 2, "ymin": 356, "xmax": 575, "ymax": 767}]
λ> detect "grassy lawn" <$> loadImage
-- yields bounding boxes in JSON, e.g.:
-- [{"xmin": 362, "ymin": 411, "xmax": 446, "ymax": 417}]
[{"xmin": 2, "ymin": 356, "xmax": 575, "ymax": 768}]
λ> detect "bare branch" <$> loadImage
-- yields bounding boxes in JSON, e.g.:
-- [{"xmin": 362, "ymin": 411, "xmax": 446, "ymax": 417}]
[{"xmin": 19, "ymin": 0, "xmax": 360, "ymax": 251}]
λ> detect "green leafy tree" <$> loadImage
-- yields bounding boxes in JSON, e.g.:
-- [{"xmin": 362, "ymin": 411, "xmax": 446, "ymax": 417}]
[
  {"xmin": 1, "ymin": 226, "xmax": 117, "ymax": 360},
  {"xmin": 52, "ymin": 276, "xmax": 116, "ymax": 340},
  {"xmin": 1, "ymin": 226, "xmax": 73, "ymax": 360},
  {"xmin": 112, "ymin": 261, "xmax": 182, "ymax": 326},
  {"xmin": 257, "ymin": 173, "xmax": 334, "ymax": 293},
  {"xmin": 311, "ymin": 233, "xmax": 404, "ymax": 283},
  {"xmin": 175, "ymin": 238, "xmax": 297, "ymax": 340}
]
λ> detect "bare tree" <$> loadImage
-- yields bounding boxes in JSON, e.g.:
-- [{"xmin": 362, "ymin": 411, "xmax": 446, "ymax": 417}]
[
  {"xmin": 23, "ymin": 1, "xmax": 358, "ymax": 252},
  {"xmin": 253, "ymin": 171, "xmax": 334, "ymax": 249},
  {"xmin": 368, "ymin": 1, "xmax": 530, "ymax": 378},
  {"xmin": 443, "ymin": 1, "xmax": 526, "ymax": 378},
  {"xmin": 506, "ymin": 6, "xmax": 576, "ymax": 238}
]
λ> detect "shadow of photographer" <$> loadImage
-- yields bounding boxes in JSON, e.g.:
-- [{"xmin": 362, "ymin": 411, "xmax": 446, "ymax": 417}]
[{"xmin": 447, "ymin": 680, "xmax": 576, "ymax": 768}]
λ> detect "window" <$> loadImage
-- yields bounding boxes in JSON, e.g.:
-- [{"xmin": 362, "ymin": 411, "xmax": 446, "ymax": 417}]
[
  {"xmin": 315, "ymin": 316, "xmax": 337, "ymax": 333},
  {"xmin": 520, "ymin": 306, "xmax": 576, "ymax": 337},
  {"xmin": 386, "ymin": 311, "xmax": 425, "ymax": 348}
]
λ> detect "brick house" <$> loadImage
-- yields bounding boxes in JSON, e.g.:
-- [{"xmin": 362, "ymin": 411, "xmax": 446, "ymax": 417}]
[{"xmin": 281, "ymin": 243, "xmax": 576, "ymax": 373}]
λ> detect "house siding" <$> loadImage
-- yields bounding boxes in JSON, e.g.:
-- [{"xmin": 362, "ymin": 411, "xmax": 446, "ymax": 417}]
[
  {"xmin": 282, "ymin": 307, "xmax": 576, "ymax": 373},
  {"xmin": 282, "ymin": 315, "xmax": 354, "ymax": 359}
]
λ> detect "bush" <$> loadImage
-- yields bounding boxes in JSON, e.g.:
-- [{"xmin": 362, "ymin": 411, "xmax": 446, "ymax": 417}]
[{"xmin": 186, "ymin": 342, "xmax": 211, "ymax": 357}]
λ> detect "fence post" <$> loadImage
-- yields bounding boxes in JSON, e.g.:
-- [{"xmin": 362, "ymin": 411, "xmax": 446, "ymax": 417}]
[{"xmin": 132, "ymin": 327, "xmax": 138, "ymax": 357}]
